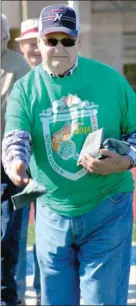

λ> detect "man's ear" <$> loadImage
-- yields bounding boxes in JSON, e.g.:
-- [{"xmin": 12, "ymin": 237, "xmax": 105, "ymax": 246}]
[
  {"xmin": 77, "ymin": 33, "xmax": 82, "ymax": 49},
  {"xmin": 37, "ymin": 37, "xmax": 41, "ymax": 51},
  {"xmin": 19, "ymin": 42, "xmax": 24, "ymax": 54}
]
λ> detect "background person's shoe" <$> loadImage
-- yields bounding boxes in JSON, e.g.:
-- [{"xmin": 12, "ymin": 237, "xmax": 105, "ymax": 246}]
[
  {"xmin": 1, "ymin": 299, "xmax": 22, "ymax": 306},
  {"xmin": 18, "ymin": 299, "xmax": 26, "ymax": 305},
  {"xmin": 36, "ymin": 294, "xmax": 41, "ymax": 306}
]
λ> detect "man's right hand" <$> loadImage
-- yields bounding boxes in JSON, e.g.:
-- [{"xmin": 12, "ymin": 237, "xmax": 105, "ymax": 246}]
[{"xmin": 10, "ymin": 160, "xmax": 31, "ymax": 186}]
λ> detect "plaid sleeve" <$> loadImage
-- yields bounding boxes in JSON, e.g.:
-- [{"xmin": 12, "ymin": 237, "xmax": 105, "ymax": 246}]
[
  {"xmin": 2, "ymin": 130, "xmax": 32, "ymax": 178},
  {"xmin": 122, "ymin": 131, "xmax": 136, "ymax": 168}
]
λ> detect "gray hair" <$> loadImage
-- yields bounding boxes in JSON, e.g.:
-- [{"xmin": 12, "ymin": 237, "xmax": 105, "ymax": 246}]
[{"xmin": 1, "ymin": 14, "xmax": 10, "ymax": 42}]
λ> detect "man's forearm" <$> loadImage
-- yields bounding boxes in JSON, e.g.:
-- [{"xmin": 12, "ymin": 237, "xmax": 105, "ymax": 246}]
[
  {"xmin": 2, "ymin": 130, "xmax": 32, "ymax": 179},
  {"xmin": 2, "ymin": 129, "xmax": 136, "ymax": 181}
]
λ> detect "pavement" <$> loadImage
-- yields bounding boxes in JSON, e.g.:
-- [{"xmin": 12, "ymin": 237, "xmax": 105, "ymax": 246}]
[{"xmin": 25, "ymin": 245, "xmax": 136, "ymax": 305}]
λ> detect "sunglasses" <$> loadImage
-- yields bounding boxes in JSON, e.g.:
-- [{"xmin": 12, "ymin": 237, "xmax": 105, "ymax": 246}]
[{"xmin": 42, "ymin": 37, "xmax": 76, "ymax": 47}]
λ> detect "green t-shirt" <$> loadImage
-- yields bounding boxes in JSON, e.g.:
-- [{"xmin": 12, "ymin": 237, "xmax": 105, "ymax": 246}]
[{"xmin": 5, "ymin": 56, "xmax": 136, "ymax": 216}]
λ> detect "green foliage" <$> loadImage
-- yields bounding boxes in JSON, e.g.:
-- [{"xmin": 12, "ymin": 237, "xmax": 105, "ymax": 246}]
[
  {"xmin": 133, "ymin": 222, "xmax": 136, "ymax": 243},
  {"xmin": 27, "ymin": 223, "xmax": 35, "ymax": 247}
]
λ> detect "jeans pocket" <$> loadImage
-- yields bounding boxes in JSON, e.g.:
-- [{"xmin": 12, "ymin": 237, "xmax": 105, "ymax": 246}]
[
  {"xmin": 42, "ymin": 205, "xmax": 59, "ymax": 221},
  {"xmin": 110, "ymin": 192, "xmax": 130, "ymax": 204}
]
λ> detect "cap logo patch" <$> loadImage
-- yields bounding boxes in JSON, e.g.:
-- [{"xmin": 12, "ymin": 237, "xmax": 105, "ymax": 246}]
[
  {"xmin": 54, "ymin": 13, "xmax": 63, "ymax": 22},
  {"xmin": 52, "ymin": 9, "xmax": 65, "ymax": 13}
]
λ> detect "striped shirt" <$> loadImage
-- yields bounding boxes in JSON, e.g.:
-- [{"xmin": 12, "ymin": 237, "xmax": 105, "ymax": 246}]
[{"xmin": 2, "ymin": 130, "xmax": 136, "ymax": 179}]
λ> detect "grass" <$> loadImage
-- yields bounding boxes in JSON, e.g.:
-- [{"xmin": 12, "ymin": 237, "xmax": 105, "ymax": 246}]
[
  {"xmin": 27, "ymin": 223, "xmax": 35, "ymax": 247},
  {"xmin": 133, "ymin": 222, "xmax": 136, "ymax": 243},
  {"xmin": 27, "ymin": 222, "xmax": 136, "ymax": 247}
]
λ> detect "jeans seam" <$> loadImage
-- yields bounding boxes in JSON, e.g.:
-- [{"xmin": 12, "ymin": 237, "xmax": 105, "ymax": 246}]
[{"xmin": 70, "ymin": 218, "xmax": 76, "ymax": 238}]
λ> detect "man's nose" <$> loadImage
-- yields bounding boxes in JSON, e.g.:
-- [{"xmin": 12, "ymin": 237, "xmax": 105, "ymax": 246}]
[
  {"xmin": 55, "ymin": 42, "xmax": 64, "ymax": 51},
  {"xmin": 32, "ymin": 45, "xmax": 40, "ymax": 52},
  {"xmin": 35, "ymin": 47, "xmax": 40, "ymax": 52}
]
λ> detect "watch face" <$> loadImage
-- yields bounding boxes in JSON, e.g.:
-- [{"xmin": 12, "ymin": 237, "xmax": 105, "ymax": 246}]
[{"xmin": 128, "ymin": 156, "xmax": 134, "ymax": 169}]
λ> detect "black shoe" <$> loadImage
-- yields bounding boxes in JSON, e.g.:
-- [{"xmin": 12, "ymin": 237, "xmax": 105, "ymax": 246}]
[
  {"xmin": 1, "ymin": 300, "xmax": 22, "ymax": 306},
  {"xmin": 36, "ymin": 294, "xmax": 41, "ymax": 306},
  {"xmin": 17, "ymin": 299, "xmax": 26, "ymax": 305}
]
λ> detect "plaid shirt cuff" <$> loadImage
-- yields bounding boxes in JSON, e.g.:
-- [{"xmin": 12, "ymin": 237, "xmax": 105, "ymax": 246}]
[
  {"xmin": 2, "ymin": 130, "xmax": 32, "ymax": 178},
  {"xmin": 122, "ymin": 131, "xmax": 136, "ymax": 168}
]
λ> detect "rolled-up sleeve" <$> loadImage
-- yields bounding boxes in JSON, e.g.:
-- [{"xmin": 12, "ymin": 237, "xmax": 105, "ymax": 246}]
[{"xmin": 2, "ymin": 79, "xmax": 32, "ymax": 178}]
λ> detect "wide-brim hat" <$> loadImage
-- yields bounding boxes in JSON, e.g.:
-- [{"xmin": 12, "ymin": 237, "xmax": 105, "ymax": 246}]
[{"xmin": 15, "ymin": 18, "xmax": 39, "ymax": 41}]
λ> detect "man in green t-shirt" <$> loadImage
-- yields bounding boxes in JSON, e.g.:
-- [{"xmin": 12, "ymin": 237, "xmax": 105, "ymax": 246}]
[{"xmin": 2, "ymin": 4, "xmax": 136, "ymax": 306}]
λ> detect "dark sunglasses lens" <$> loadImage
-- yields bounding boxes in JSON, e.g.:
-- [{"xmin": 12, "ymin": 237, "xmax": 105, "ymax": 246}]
[
  {"xmin": 62, "ymin": 38, "xmax": 76, "ymax": 47},
  {"xmin": 43, "ymin": 38, "xmax": 76, "ymax": 47},
  {"xmin": 43, "ymin": 38, "xmax": 58, "ymax": 46},
  {"xmin": 48, "ymin": 38, "xmax": 58, "ymax": 47}
]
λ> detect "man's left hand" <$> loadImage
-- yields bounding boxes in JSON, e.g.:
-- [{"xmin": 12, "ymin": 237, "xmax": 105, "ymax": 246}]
[{"xmin": 79, "ymin": 149, "xmax": 131, "ymax": 175}]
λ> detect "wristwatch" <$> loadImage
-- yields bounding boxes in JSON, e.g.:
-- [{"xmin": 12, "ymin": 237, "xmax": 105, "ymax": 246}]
[{"xmin": 127, "ymin": 152, "xmax": 135, "ymax": 169}]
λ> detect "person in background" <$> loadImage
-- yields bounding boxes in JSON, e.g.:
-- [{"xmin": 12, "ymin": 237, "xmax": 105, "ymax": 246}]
[
  {"xmin": 1, "ymin": 14, "xmax": 30, "ymax": 306},
  {"xmin": 15, "ymin": 19, "xmax": 41, "ymax": 306},
  {"xmin": 15, "ymin": 18, "xmax": 41, "ymax": 68},
  {"xmin": 2, "ymin": 4, "xmax": 136, "ymax": 306}
]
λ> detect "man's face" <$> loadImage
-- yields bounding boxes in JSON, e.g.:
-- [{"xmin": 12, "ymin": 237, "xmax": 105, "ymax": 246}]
[
  {"xmin": 37, "ymin": 32, "xmax": 82, "ymax": 75},
  {"xmin": 20, "ymin": 38, "xmax": 42, "ymax": 67}
]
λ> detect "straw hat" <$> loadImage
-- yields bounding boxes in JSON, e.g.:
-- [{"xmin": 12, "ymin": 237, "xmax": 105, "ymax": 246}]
[{"xmin": 15, "ymin": 18, "xmax": 39, "ymax": 41}]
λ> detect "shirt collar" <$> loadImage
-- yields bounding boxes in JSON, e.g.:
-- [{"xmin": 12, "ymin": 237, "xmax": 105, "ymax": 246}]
[{"xmin": 44, "ymin": 57, "xmax": 79, "ymax": 78}]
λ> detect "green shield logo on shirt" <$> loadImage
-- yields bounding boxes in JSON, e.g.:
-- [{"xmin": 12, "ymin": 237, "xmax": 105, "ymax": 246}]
[{"xmin": 40, "ymin": 94, "xmax": 99, "ymax": 181}]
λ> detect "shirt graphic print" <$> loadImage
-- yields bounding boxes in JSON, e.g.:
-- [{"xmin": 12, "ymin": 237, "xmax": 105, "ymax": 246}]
[{"xmin": 40, "ymin": 94, "xmax": 99, "ymax": 180}]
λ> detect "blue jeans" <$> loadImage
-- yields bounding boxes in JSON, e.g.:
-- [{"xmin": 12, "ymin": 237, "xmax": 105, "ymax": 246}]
[
  {"xmin": 36, "ymin": 192, "xmax": 133, "ymax": 305},
  {"xmin": 1, "ymin": 165, "xmax": 22, "ymax": 305},
  {"xmin": 16, "ymin": 203, "xmax": 40, "ymax": 300}
]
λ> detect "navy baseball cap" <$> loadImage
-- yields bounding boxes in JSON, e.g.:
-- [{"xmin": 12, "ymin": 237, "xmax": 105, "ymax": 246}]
[{"xmin": 39, "ymin": 4, "xmax": 80, "ymax": 39}]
